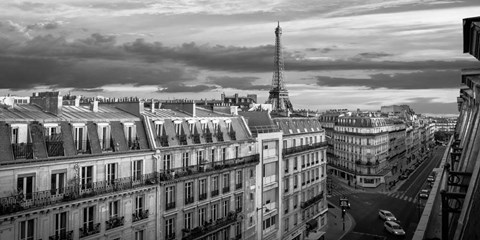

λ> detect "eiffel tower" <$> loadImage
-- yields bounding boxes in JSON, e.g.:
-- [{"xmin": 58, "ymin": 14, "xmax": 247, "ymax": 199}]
[{"xmin": 266, "ymin": 22, "xmax": 293, "ymax": 113}]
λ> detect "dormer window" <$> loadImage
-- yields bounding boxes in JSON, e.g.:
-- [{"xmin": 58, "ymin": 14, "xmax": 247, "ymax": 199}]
[
  {"xmin": 44, "ymin": 123, "xmax": 63, "ymax": 157},
  {"xmin": 72, "ymin": 123, "xmax": 89, "ymax": 154},
  {"xmin": 174, "ymin": 120, "xmax": 182, "ymax": 136},
  {"xmin": 212, "ymin": 120, "xmax": 219, "ymax": 133},
  {"xmin": 188, "ymin": 120, "xmax": 195, "ymax": 134},
  {"xmin": 97, "ymin": 123, "xmax": 111, "ymax": 152},
  {"xmin": 155, "ymin": 121, "xmax": 164, "ymax": 137},
  {"xmin": 123, "ymin": 122, "xmax": 138, "ymax": 150},
  {"xmin": 200, "ymin": 120, "xmax": 207, "ymax": 133},
  {"xmin": 225, "ymin": 119, "xmax": 232, "ymax": 133}
]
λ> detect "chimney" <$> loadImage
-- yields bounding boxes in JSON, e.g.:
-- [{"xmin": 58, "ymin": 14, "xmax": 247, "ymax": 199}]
[
  {"xmin": 74, "ymin": 96, "xmax": 81, "ymax": 107},
  {"xmin": 230, "ymin": 106, "xmax": 238, "ymax": 115},
  {"xmin": 151, "ymin": 99, "xmax": 155, "ymax": 113},
  {"xmin": 30, "ymin": 91, "xmax": 62, "ymax": 116},
  {"xmin": 90, "ymin": 100, "xmax": 98, "ymax": 112}
]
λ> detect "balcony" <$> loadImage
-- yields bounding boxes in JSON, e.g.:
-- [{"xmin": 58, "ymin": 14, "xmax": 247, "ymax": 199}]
[
  {"xmin": 300, "ymin": 191, "xmax": 324, "ymax": 209},
  {"xmin": 192, "ymin": 134, "xmax": 201, "ymax": 144},
  {"xmin": 185, "ymin": 196, "xmax": 194, "ymax": 205},
  {"xmin": 205, "ymin": 132, "xmax": 213, "ymax": 143},
  {"xmin": 223, "ymin": 186, "xmax": 230, "ymax": 194},
  {"xmin": 211, "ymin": 189, "xmax": 219, "ymax": 197},
  {"xmin": 79, "ymin": 223, "xmax": 100, "ymax": 238},
  {"xmin": 235, "ymin": 183, "xmax": 242, "ymax": 190},
  {"xmin": 158, "ymin": 154, "xmax": 259, "ymax": 182},
  {"xmin": 182, "ymin": 211, "xmax": 238, "ymax": 240},
  {"xmin": 49, "ymin": 230, "xmax": 73, "ymax": 240},
  {"xmin": 229, "ymin": 131, "xmax": 236, "ymax": 141},
  {"xmin": 282, "ymin": 141, "xmax": 328, "ymax": 156},
  {"xmin": 45, "ymin": 134, "xmax": 64, "ymax": 157},
  {"xmin": 217, "ymin": 132, "xmax": 224, "ymax": 142},
  {"xmin": 166, "ymin": 233, "xmax": 176, "ymax": 240},
  {"xmin": 100, "ymin": 137, "xmax": 114, "ymax": 152},
  {"xmin": 106, "ymin": 216, "xmax": 124, "ymax": 230},
  {"xmin": 127, "ymin": 138, "xmax": 141, "ymax": 150},
  {"xmin": 157, "ymin": 135, "xmax": 169, "ymax": 147},
  {"xmin": 132, "ymin": 209, "xmax": 149, "ymax": 222},
  {"xmin": 74, "ymin": 140, "xmax": 91, "ymax": 155},
  {"xmin": 166, "ymin": 202, "xmax": 176, "ymax": 210},
  {"xmin": 0, "ymin": 172, "xmax": 159, "ymax": 216},
  {"xmin": 11, "ymin": 143, "xmax": 33, "ymax": 159},
  {"xmin": 179, "ymin": 134, "xmax": 188, "ymax": 145},
  {"xmin": 199, "ymin": 193, "xmax": 207, "ymax": 201}
]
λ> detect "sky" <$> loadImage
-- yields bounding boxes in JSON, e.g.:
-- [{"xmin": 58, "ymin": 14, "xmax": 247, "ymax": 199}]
[{"xmin": 0, "ymin": 0, "xmax": 479, "ymax": 115}]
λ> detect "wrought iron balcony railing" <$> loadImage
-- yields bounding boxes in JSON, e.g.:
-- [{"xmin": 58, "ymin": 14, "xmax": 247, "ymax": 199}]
[
  {"xmin": 199, "ymin": 193, "xmax": 207, "ymax": 201},
  {"xmin": 79, "ymin": 223, "xmax": 100, "ymax": 238},
  {"xmin": 166, "ymin": 202, "xmax": 176, "ymax": 211},
  {"xmin": 49, "ymin": 230, "xmax": 73, "ymax": 240},
  {"xmin": 132, "ymin": 209, "xmax": 149, "ymax": 222},
  {"xmin": 157, "ymin": 135, "xmax": 169, "ymax": 147},
  {"xmin": 217, "ymin": 132, "xmax": 224, "ymax": 141},
  {"xmin": 106, "ymin": 216, "xmax": 124, "ymax": 230},
  {"xmin": 229, "ymin": 131, "xmax": 236, "ymax": 141},
  {"xmin": 222, "ymin": 186, "xmax": 230, "ymax": 194},
  {"xmin": 300, "ymin": 191, "xmax": 324, "ymax": 209},
  {"xmin": 45, "ymin": 133, "xmax": 64, "ymax": 157},
  {"xmin": 205, "ymin": 132, "xmax": 213, "ymax": 143},
  {"xmin": 179, "ymin": 134, "xmax": 188, "ymax": 145},
  {"xmin": 166, "ymin": 233, "xmax": 176, "ymax": 240},
  {"xmin": 74, "ymin": 140, "xmax": 91, "ymax": 155},
  {"xmin": 100, "ymin": 137, "xmax": 115, "ymax": 152},
  {"xmin": 235, "ymin": 183, "xmax": 242, "ymax": 190},
  {"xmin": 192, "ymin": 134, "xmax": 201, "ymax": 144},
  {"xmin": 211, "ymin": 189, "xmax": 219, "ymax": 197},
  {"xmin": 182, "ymin": 211, "xmax": 238, "ymax": 240},
  {"xmin": 11, "ymin": 143, "xmax": 34, "ymax": 159},
  {"xmin": 0, "ymin": 172, "xmax": 158, "ymax": 216},
  {"xmin": 185, "ymin": 196, "xmax": 194, "ymax": 205},
  {"xmin": 158, "ymin": 154, "xmax": 259, "ymax": 182},
  {"xmin": 127, "ymin": 138, "xmax": 141, "ymax": 150},
  {"xmin": 282, "ymin": 141, "xmax": 328, "ymax": 155}
]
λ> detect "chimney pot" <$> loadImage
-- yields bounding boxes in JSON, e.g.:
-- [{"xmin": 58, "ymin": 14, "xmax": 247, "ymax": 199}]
[{"xmin": 90, "ymin": 100, "xmax": 98, "ymax": 112}]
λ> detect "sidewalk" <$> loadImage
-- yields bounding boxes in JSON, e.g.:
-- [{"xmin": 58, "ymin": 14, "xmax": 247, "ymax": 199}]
[{"xmin": 324, "ymin": 201, "xmax": 355, "ymax": 240}]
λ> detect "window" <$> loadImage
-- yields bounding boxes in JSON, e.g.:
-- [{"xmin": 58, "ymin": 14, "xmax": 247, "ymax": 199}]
[
  {"xmin": 283, "ymin": 140, "xmax": 287, "ymax": 149},
  {"xmin": 109, "ymin": 200, "xmax": 119, "ymax": 218},
  {"xmin": 184, "ymin": 212, "xmax": 192, "ymax": 230},
  {"xmin": 199, "ymin": 207, "xmax": 206, "ymax": 226},
  {"xmin": 83, "ymin": 206, "xmax": 95, "ymax": 231},
  {"xmin": 294, "ymin": 157, "xmax": 298, "ymax": 170},
  {"xmin": 262, "ymin": 215, "xmax": 276, "ymax": 230},
  {"xmin": 133, "ymin": 160, "xmax": 143, "ymax": 181},
  {"xmin": 221, "ymin": 148, "xmax": 226, "ymax": 161},
  {"xmin": 11, "ymin": 127, "xmax": 19, "ymax": 144},
  {"xmin": 294, "ymin": 175, "xmax": 298, "ymax": 189},
  {"xmin": 174, "ymin": 122, "xmax": 181, "ymax": 136},
  {"xmin": 210, "ymin": 149, "xmax": 215, "ymax": 162},
  {"xmin": 165, "ymin": 217, "xmax": 175, "ymax": 239},
  {"xmin": 106, "ymin": 163, "xmax": 117, "ymax": 184},
  {"xmin": 17, "ymin": 175, "xmax": 34, "ymax": 200},
  {"xmin": 74, "ymin": 125, "xmax": 87, "ymax": 151},
  {"xmin": 284, "ymin": 199, "xmax": 289, "ymax": 214},
  {"xmin": 166, "ymin": 186, "xmax": 175, "ymax": 209},
  {"xmin": 135, "ymin": 230, "xmax": 144, "ymax": 240},
  {"xmin": 196, "ymin": 150, "xmax": 204, "ymax": 163},
  {"xmin": 81, "ymin": 166, "xmax": 93, "ymax": 190},
  {"xmin": 235, "ymin": 146, "xmax": 239, "ymax": 158},
  {"xmin": 98, "ymin": 125, "xmax": 111, "ymax": 151},
  {"xmin": 182, "ymin": 152, "xmax": 189, "ymax": 168},
  {"xmin": 55, "ymin": 212, "xmax": 67, "ymax": 237},
  {"xmin": 284, "ymin": 178, "xmax": 289, "ymax": 193},
  {"xmin": 285, "ymin": 158, "xmax": 289, "ymax": 173},
  {"xmin": 211, "ymin": 203, "xmax": 218, "ymax": 221},
  {"xmin": 125, "ymin": 124, "xmax": 136, "ymax": 144},
  {"xmin": 284, "ymin": 218, "xmax": 289, "ymax": 232},
  {"xmin": 293, "ymin": 139, "xmax": 296, "ymax": 147},
  {"xmin": 222, "ymin": 200, "xmax": 230, "ymax": 217},
  {"xmin": 293, "ymin": 195, "xmax": 298, "ymax": 209},
  {"xmin": 135, "ymin": 195, "xmax": 144, "ymax": 214},
  {"xmin": 19, "ymin": 219, "xmax": 35, "ymax": 240},
  {"xmin": 163, "ymin": 154, "xmax": 172, "ymax": 171},
  {"xmin": 236, "ymin": 170, "xmax": 242, "ymax": 189},
  {"xmin": 51, "ymin": 172, "xmax": 65, "ymax": 195},
  {"xmin": 223, "ymin": 173, "xmax": 230, "ymax": 193},
  {"xmin": 212, "ymin": 176, "xmax": 219, "ymax": 192},
  {"xmin": 236, "ymin": 222, "xmax": 242, "ymax": 237},
  {"xmin": 155, "ymin": 122, "xmax": 163, "ymax": 137},
  {"xmin": 294, "ymin": 213, "xmax": 298, "ymax": 226},
  {"xmin": 185, "ymin": 182, "xmax": 194, "ymax": 205},
  {"xmin": 199, "ymin": 179, "xmax": 207, "ymax": 200},
  {"xmin": 235, "ymin": 194, "xmax": 243, "ymax": 211},
  {"xmin": 302, "ymin": 156, "xmax": 305, "ymax": 168}
]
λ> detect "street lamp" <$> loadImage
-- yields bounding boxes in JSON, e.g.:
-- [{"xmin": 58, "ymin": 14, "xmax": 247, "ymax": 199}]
[{"xmin": 339, "ymin": 197, "xmax": 350, "ymax": 231}]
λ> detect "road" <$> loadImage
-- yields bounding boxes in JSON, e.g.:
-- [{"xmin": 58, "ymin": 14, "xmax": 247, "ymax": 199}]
[{"xmin": 328, "ymin": 146, "xmax": 445, "ymax": 240}]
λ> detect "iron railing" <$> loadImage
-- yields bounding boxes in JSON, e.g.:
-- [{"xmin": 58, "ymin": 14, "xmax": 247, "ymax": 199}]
[
  {"xmin": 49, "ymin": 230, "xmax": 73, "ymax": 240},
  {"xmin": 211, "ymin": 190, "xmax": 219, "ymax": 197},
  {"xmin": 222, "ymin": 186, "xmax": 230, "ymax": 194},
  {"xmin": 166, "ymin": 202, "xmax": 176, "ymax": 210},
  {"xmin": 229, "ymin": 131, "xmax": 236, "ymax": 141},
  {"xmin": 236, "ymin": 183, "xmax": 242, "ymax": 190},
  {"xmin": 0, "ymin": 172, "xmax": 158, "ymax": 216},
  {"xmin": 11, "ymin": 143, "xmax": 34, "ymax": 159},
  {"xmin": 45, "ymin": 133, "xmax": 64, "ymax": 157},
  {"xmin": 205, "ymin": 132, "xmax": 213, "ymax": 143},
  {"xmin": 158, "ymin": 154, "xmax": 259, "ymax": 182},
  {"xmin": 283, "ymin": 141, "xmax": 328, "ymax": 155},
  {"xmin": 300, "ymin": 191, "xmax": 324, "ymax": 209},
  {"xmin": 132, "ymin": 209, "xmax": 149, "ymax": 222},
  {"xmin": 192, "ymin": 134, "xmax": 201, "ymax": 144},
  {"xmin": 79, "ymin": 223, "xmax": 100, "ymax": 238},
  {"xmin": 199, "ymin": 193, "xmax": 207, "ymax": 201},
  {"xmin": 182, "ymin": 211, "xmax": 238, "ymax": 240},
  {"xmin": 217, "ymin": 132, "xmax": 224, "ymax": 141},
  {"xmin": 157, "ymin": 135, "xmax": 169, "ymax": 147},
  {"xmin": 74, "ymin": 140, "xmax": 91, "ymax": 155},
  {"xmin": 127, "ymin": 138, "xmax": 141, "ymax": 150},
  {"xmin": 185, "ymin": 196, "xmax": 194, "ymax": 205},
  {"xmin": 105, "ymin": 216, "xmax": 124, "ymax": 230},
  {"xmin": 179, "ymin": 134, "xmax": 188, "ymax": 145},
  {"xmin": 100, "ymin": 137, "xmax": 115, "ymax": 152}
]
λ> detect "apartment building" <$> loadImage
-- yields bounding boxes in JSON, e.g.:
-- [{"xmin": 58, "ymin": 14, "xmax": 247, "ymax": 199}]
[
  {"xmin": 386, "ymin": 119, "xmax": 406, "ymax": 175},
  {"xmin": 273, "ymin": 118, "xmax": 328, "ymax": 240},
  {"xmin": 142, "ymin": 101, "xmax": 258, "ymax": 240},
  {"xmin": 0, "ymin": 92, "xmax": 154, "ymax": 240},
  {"xmin": 330, "ymin": 116, "xmax": 390, "ymax": 188}
]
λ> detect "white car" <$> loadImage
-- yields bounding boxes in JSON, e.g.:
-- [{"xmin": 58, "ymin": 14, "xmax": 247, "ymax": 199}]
[
  {"xmin": 419, "ymin": 189, "xmax": 429, "ymax": 199},
  {"xmin": 384, "ymin": 221, "xmax": 406, "ymax": 235},
  {"xmin": 378, "ymin": 210, "xmax": 397, "ymax": 221}
]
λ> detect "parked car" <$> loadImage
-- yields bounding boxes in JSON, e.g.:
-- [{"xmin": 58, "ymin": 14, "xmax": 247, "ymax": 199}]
[
  {"xmin": 419, "ymin": 189, "xmax": 429, "ymax": 199},
  {"xmin": 384, "ymin": 220, "xmax": 406, "ymax": 236},
  {"xmin": 399, "ymin": 174, "xmax": 408, "ymax": 180},
  {"xmin": 427, "ymin": 174, "xmax": 435, "ymax": 182},
  {"xmin": 378, "ymin": 210, "xmax": 397, "ymax": 221}
]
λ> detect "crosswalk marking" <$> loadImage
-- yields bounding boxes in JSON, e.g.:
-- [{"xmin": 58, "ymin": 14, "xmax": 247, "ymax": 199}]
[{"xmin": 327, "ymin": 183, "xmax": 420, "ymax": 204}]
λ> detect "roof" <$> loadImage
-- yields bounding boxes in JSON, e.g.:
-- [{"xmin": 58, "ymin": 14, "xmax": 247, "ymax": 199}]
[
  {"xmin": 336, "ymin": 116, "xmax": 389, "ymax": 128},
  {"xmin": 142, "ymin": 108, "xmax": 190, "ymax": 118},
  {"xmin": 272, "ymin": 117, "xmax": 323, "ymax": 135}
]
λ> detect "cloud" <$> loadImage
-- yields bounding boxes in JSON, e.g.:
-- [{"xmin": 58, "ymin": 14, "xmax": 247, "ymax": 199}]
[
  {"xmin": 157, "ymin": 83, "xmax": 217, "ymax": 93},
  {"xmin": 208, "ymin": 76, "xmax": 271, "ymax": 90},
  {"xmin": 406, "ymin": 97, "xmax": 458, "ymax": 114},
  {"xmin": 316, "ymin": 70, "xmax": 461, "ymax": 89},
  {"xmin": 26, "ymin": 21, "xmax": 62, "ymax": 30},
  {"xmin": 72, "ymin": 88, "xmax": 104, "ymax": 92},
  {"xmin": 355, "ymin": 52, "xmax": 394, "ymax": 59}
]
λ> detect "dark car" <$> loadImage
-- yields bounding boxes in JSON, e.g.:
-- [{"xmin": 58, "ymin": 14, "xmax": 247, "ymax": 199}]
[{"xmin": 399, "ymin": 174, "xmax": 408, "ymax": 180}]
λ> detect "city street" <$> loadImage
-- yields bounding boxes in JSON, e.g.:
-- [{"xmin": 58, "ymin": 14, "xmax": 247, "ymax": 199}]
[{"xmin": 328, "ymin": 146, "xmax": 445, "ymax": 240}]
